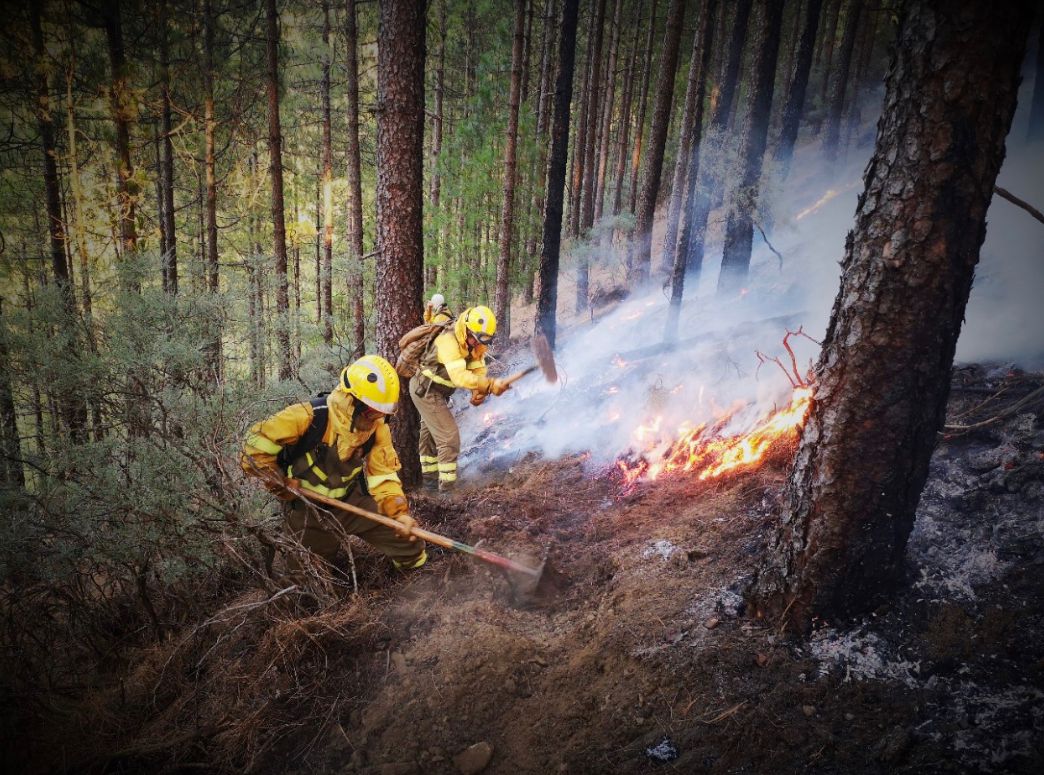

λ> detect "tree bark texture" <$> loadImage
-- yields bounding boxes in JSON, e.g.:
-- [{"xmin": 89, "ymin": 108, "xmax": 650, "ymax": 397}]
[
  {"xmin": 568, "ymin": 0, "xmax": 597, "ymax": 238},
  {"xmin": 665, "ymin": 0, "xmax": 717, "ymax": 342},
  {"xmin": 321, "ymin": 0, "xmax": 335, "ymax": 343},
  {"xmin": 774, "ymin": 0, "xmax": 824, "ymax": 178},
  {"xmin": 749, "ymin": 0, "xmax": 1032, "ymax": 633},
  {"xmin": 611, "ymin": 0, "xmax": 642, "ymax": 216},
  {"xmin": 103, "ymin": 0, "xmax": 138, "ymax": 257},
  {"xmin": 266, "ymin": 0, "xmax": 292, "ymax": 381},
  {"xmin": 678, "ymin": 0, "xmax": 752, "ymax": 278},
  {"xmin": 717, "ymin": 0, "xmax": 786, "ymax": 296},
  {"xmin": 537, "ymin": 0, "xmax": 580, "ymax": 350},
  {"xmin": 495, "ymin": 0, "xmax": 527, "ymax": 337},
  {"xmin": 203, "ymin": 0, "xmax": 221, "ymax": 376},
  {"xmin": 576, "ymin": 0, "xmax": 607, "ymax": 310},
  {"xmin": 628, "ymin": 0, "xmax": 659, "ymax": 216},
  {"xmin": 823, "ymin": 0, "xmax": 862, "ymax": 159},
  {"xmin": 376, "ymin": 0, "xmax": 426, "ymax": 486},
  {"xmin": 815, "ymin": 0, "xmax": 843, "ymax": 110},
  {"xmin": 661, "ymin": 0, "xmax": 715, "ymax": 280},
  {"xmin": 159, "ymin": 0, "xmax": 177, "ymax": 294},
  {"xmin": 627, "ymin": 0, "xmax": 686, "ymax": 284},
  {"xmin": 346, "ymin": 0, "xmax": 366, "ymax": 357},
  {"xmin": 594, "ymin": 0, "xmax": 623, "ymax": 222}
]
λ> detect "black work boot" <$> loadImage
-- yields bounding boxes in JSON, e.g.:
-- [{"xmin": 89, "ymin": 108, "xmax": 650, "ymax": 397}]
[
  {"xmin": 438, "ymin": 478, "xmax": 457, "ymax": 496},
  {"xmin": 422, "ymin": 473, "xmax": 439, "ymax": 492}
]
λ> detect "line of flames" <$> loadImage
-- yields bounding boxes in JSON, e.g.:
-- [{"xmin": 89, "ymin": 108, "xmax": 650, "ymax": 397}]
[{"xmin": 617, "ymin": 387, "xmax": 813, "ymax": 489}]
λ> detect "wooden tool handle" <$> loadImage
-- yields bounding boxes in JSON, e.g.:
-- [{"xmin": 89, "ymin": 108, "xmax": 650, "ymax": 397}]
[{"xmin": 502, "ymin": 365, "xmax": 538, "ymax": 386}]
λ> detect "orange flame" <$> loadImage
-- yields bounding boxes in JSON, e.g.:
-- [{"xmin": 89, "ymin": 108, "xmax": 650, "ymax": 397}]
[{"xmin": 617, "ymin": 387, "xmax": 812, "ymax": 489}]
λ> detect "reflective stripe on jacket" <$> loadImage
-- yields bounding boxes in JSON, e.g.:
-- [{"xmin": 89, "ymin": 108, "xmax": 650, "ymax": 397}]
[
  {"xmin": 417, "ymin": 316, "xmax": 491, "ymax": 398},
  {"xmin": 242, "ymin": 390, "xmax": 404, "ymax": 504}
]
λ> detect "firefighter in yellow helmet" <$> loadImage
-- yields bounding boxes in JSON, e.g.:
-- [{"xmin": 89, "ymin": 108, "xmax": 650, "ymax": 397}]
[
  {"xmin": 409, "ymin": 305, "xmax": 511, "ymax": 492},
  {"xmin": 242, "ymin": 355, "xmax": 426, "ymax": 577},
  {"xmin": 423, "ymin": 292, "xmax": 453, "ymax": 325}
]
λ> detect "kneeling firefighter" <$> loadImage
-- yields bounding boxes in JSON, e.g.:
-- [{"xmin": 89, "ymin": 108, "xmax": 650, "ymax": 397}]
[
  {"xmin": 242, "ymin": 355, "xmax": 426, "ymax": 575},
  {"xmin": 410, "ymin": 305, "xmax": 512, "ymax": 492}
]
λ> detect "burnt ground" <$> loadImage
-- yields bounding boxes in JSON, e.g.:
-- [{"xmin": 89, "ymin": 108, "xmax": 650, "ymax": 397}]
[{"xmin": 11, "ymin": 364, "xmax": 1044, "ymax": 774}]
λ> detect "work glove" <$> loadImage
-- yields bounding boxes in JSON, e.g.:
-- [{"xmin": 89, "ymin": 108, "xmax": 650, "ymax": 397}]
[
  {"xmin": 470, "ymin": 388, "xmax": 488, "ymax": 407},
  {"xmin": 488, "ymin": 379, "xmax": 511, "ymax": 397},
  {"xmin": 379, "ymin": 495, "xmax": 417, "ymax": 541}
]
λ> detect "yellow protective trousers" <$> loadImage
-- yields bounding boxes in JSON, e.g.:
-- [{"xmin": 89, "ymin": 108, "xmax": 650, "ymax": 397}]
[{"xmin": 409, "ymin": 374, "xmax": 460, "ymax": 485}]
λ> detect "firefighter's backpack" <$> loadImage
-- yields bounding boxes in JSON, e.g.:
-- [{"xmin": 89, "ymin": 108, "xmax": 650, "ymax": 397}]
[{"xmin": 395, "ymin": 321, "xmax": 450, "ymax": 378}]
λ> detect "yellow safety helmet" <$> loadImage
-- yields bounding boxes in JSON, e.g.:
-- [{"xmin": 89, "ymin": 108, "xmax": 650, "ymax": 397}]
[
  {"xmin": 461, "ymin": 305, "xmax": 497, "ymax": 345},
  {"xmin": 338, "ymin": 355, "xmax": 400, "ymax": 414}
]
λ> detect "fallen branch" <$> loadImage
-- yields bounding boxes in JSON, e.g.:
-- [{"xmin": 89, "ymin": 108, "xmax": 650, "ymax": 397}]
[
  {"xmin": 994, "ymin": 185, "xmax": 1044, "ymax": 226},
  {"xmin": 701, "ymin": 700, "xmax": 747, "ymax": 724},
  {"xmin": 753, "ymin": 219, "xmax": 784, "ymax": 270},
  {"xmin": 943, "ymin": 384, "xmax": 1044, "ymax": 434}
]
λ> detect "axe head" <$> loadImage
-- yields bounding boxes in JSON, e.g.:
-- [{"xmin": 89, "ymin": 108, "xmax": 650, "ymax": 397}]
[{"xmin": 531, "ymin": 332, "xmax": 558, "ymax": 384}]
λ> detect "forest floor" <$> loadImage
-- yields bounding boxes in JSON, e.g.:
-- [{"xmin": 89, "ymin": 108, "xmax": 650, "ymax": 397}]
[{"xmin": 19, "ymin": 363, "xmax": 1043, "ymax": 774}]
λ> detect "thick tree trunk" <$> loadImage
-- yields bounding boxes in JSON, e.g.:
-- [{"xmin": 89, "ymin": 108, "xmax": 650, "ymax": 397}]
[
  {"xmin": 823, "ymin": 0, "xmax": 862, "ymax": 160},
  {"xmin": 266, "ymin": 0, "xmax": 292, "ymax": 381},
  {"xmin": 678, "ymin": 0, "xmax": 753, "ymax": 277},
  {"xmin": 537, "ymin": 0, "xmax": 580, "ymax": 350},
  {"xmin": 717, "ymin": 0, "xmax": 786, "ymax": 296},
  {"xmin": 773, "ymin": 0, "xmax": 824, "ymax": 178},
  {"xmin": 568, "ymin": 0, "xmax": 596, "ymax": 239},
  {"xmin": 346, "ymin": 0, "xmax": 366, "ymax": 357},
  {"xmin": 749, "ymin": 0, "xmax": 1032, "ymax": 633},
  {"xmin": 376, "ymin": 0, "xmax": 426, "ymax": 487},
  {"xmin": 576, "ymin": 0, "xmax": 607, "ymax": 310},
  {"xmin": 664, "ymin": 0, "xmax": 717, "ymax": 342},
  {"xmin": 321, "ymin": 0, "xmax": 334, "ymax": 344},
  {"xmin": 627, "ymin": 0, "xmax": 686, "ymax": 284},
  {"xmin": 495, "ymin": 0, "xmax": 527, "ymax": 338},
  {"xmin": 815, "ymin": 0, "xmax": 843, "ymax": 113},
  {"xmin": 1029, "ymin": 17, "xmax": 1044, "ymax": 141},
  {"xmin": 661, "ymin": 0, "xmax": 715, "ymax": 280},
  {"xmin": 628, "ymin": 0, "xmax": 658, "ymax": 216}
]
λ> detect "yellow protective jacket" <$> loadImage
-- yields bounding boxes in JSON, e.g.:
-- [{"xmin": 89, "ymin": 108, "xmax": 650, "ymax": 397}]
[
  {"xmin": 424, "ymin": 303, "xmax": 453, "ymax": 325},
  {"xmin": 242, "ymin": 390, "xmax": 403, "ymax": 504},
  {"xmin": 418, "ymin": 315, "xmax": 491, "ymax": 397}
]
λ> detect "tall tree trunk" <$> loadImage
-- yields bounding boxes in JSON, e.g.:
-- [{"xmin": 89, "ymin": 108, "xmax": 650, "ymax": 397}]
[
  {"xmin": 628, "ymin": 0, "xmax": 658, "ymax": 215},
  {"xmin": 103, "ymin": 0, "xmax": 138, "ymax": 258},
  {"xmin": 568, "ymin": 0, "xmax": 596, "ymax": 238},
  {"xmin": 346, "ymin": 0, "xmax": 366, "ymax": 357},
  {"xmin": 749, "ymin": 0, "xmax": 1032, "ymax": 634},
  {"xmin": 626, "ymin": 0, "xmax": 686, "ymax": 284},
  {"xmin": 203, "ymin": 0, "xmax": 221, "ymax": 377},
  {"xmin": 815, "ymin": 0, "xmax": 843, "ymax": 112},
  {"xmin": 537, "ymin": 0, "xmax": 580, "ymax": 350},
  {"xmin": 773, "ymin": 0, "xmax": 824, "ymax": 178},
  {"xmin": 495, "ymin": 0, "xmax": 527, "ymax": 337},
  {"xmin": 160, "ymin": 0, "xmax": 177, "ymax": 294},
  {"xmin": 717, "ymin": 0, "xmax": 786, "ymax": 295},
  {"xmin": 594, "ymin": 0, "xmax": 623, "ymax": 223},
  {"xmin": 525, "ymin": 0, "xmax": 558, "ymax": 265},
  {"xmin": 266, "ymin": 0, "xmax": 292, "ymax": 380},
  {"xmin": 31, "ymin": 4, "xmax": 87, "ymax": 443},
  {"xmin": 1029, "ymin": 17, "xmax": 1044, "ymax": 141},
  {"xmin": 321, "ymin": 0, "xmax": 334, "ymax": 343},
  {"xmin": 666, "ymin": 0, "xmax": 718, "ymax": 341},
  {"xmin": 521, "ymin": 0, "xmax": 535, "ymax": 104},
  {"xmin": 611, "ymin": 0, "xmax": 641, "ymax": 217},
  {"xmin": 376, "ymin": 0, "xmax": 426, "ymax": 487},
  {"xmin": 576, "ymin": 0, "xmax": 607, "ymax": 310},
  {"xmin": 678, "ymin": 0, "xmax": 753, "ymax": 277},
  {"xmin": 661, "ymin": 0, "xmax": 716, "ymax": 280},
  {"xmin": 823, "ymin": 0, "xmax": 862, "ymax": 160}
]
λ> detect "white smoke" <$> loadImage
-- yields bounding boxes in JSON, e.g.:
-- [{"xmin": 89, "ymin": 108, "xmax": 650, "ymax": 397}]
[{"xmin": 459, "ymin": 69, "xmax": 1044, "ymax": 470}]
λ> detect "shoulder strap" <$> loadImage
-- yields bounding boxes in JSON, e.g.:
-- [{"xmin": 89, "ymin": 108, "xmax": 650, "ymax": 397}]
[{"xmin": 276, "ymin": 393, "xmax": 330, "ymax": 469}]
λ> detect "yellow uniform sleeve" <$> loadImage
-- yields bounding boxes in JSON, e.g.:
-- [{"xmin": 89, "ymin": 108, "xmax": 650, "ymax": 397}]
[
  {"xmin": 423, "ymin": 305, "xmax": 433, "ymax": 324},
  {"xmin": 435, "ymin": 332, "xmax": 492, "ymax": 391},
  {"xmin": 365, "ymin": 420, "xmax": 406, "ymax": 504},
  {"xmin": 242, "ymin": 402, "xmax": 313, "ymax": 478}
]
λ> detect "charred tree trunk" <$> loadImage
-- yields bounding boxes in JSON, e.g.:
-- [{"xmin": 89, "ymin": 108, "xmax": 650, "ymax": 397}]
[
  {"xmin": 717, "ymin": 0, "xmax": 786, "ymax": 295},
  {"xmin": 346, "ymin": 0, "xmax": 366, "ymax": 357},
  {"xmin": 678, "ymin": 0, "xmax": 753, "ymax": 278},
  {"xmin": 159, "ymin": 0, "xmax": 177, "ymax": 294},
  {"xmin": 627, "ymin": 0, "xmax": 686, "ymax": 284},
  {"xmin": 822, "ymin": 0, "xmax": 862, "ymax": 159},
  {"xmin": 321, "ymin": 0, "xmax": 334, "ymax": 344},
  {"xmin": 376, "ymin": 0, "xmax": 426, "ymax": 487},
  {"xmin": 774, "ymin": 0, "xmax": 824, "ymax": 178},
  {"xmin": 661, "ymin": 0, "xmax": 716, "ymax": 279},
  {"xmin": 31, "ymin": 4, "xmax": 87, "ymax": 443},
  {"xmin": 496, "ymin": 0, "xmax": 526, "ymax": 337},
  {"xmin": 576, "ymin": 0, "xmax": 607, "ymax": 310},
  {"xmin": 537, "ymin": 0, "xmax": 580, "ymax": 350},
  {"xmin": 664, "ymin": 0, "xmax": 717, "ymax": 342},
  {"xmin": 749, "ymin": 0, "xmax": 1032, "ymax": 633},
  {"xmin": 628, "ymin": 0, "xmax": 659, "ymax": 215},
  {"xmin": 815, "ymin": 0, "xmax": 843, "ymax": 113},
  {"xmin": 266, "ymin": 0, "xmax": 292, "ymax": 381}
]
